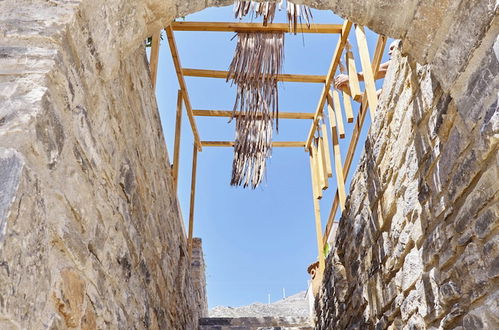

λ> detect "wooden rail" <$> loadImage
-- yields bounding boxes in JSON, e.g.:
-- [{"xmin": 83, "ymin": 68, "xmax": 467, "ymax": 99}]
[
  {"xmin": 201, "ymin": 141, "xmax": 306, "ymax": 148},
  {"xmin": 192, "ymin": 110, "xmax": 315, "ymax": 119},
  {"xmin": 171, "ymin": 21, "xmax": 342, "ymax": 34},
  {"xmin": 183, "ymin": 68, "xmax": 326, "ymax": 83}
]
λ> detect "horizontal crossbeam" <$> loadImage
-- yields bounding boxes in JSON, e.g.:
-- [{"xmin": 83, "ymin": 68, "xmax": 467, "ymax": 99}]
[
  {"xmin": 183, "ymin": 68, "xmax": 326, "ymax": 83},
  {"xmin": 201, "ymin": 141, "xmax": 306, "ymax": 147},
  {"xmin": 171, "ymin": 21, "xmax": 342, "ymax": 34},
  {"xmin": 193, "ymin": 110, "xmax": 315, "ymax": 119}
]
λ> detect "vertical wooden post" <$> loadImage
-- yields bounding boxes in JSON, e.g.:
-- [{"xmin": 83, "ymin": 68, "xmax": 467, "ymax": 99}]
[
  {"xmin": 355, "ymin": 25, "xmax": 378, "ymax": 119},
  {"xmin": 172, "ymin": 90, "xmax": 183, "ymax": 193},
  {"xmin": 149, "ymin": 30, "xmax": 161, "ymax": 89},
  {"xmin": 320, "ymin": 123, "xmax": 333, "ymax": 178},
  {"xmin": 188, "ymin": 143, "xmax": 198, "ymax": 259},
  {"xmin": 309, "ymin": 154, "xmax": 325, "ymax": 274},
  {"xmin": 317, "ymin": 136, "xmax": 329, "ymax": 190},
  {"xmin": 309, "ymin": 151, "xmax": 320, "ymax": 200},
  {"xmin": 330, "ymin": 120, "xmax": 347, "ymax": 211},
  {"xmin": 346, "ymin": 48, "xmax": 361, "ymax": 101},
  {"xmin": 328, "ymin": 90, "xmax": 345, "ymax": 138},
  {"xmin": 342, "ymin": 91, "xmax": 354, "ymax": 123},
  {"xmin": 311, "ymin": 143, "xmax": 324, "ymax": 198}
]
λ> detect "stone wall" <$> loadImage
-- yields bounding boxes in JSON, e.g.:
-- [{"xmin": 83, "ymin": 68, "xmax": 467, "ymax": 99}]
[
  {"xmin": 314, "ymin": 37, "xmax": 498, "ymax": 328},
  {"xmin": 1, "ymin": 0, "xmax": 497, "ymax": 329},
  {"xmin": 192, "ymin": 238, "xmax": 209, "ymax": 318},
  {"xmin": 0, "ymin": 1, "xmax": 209, "ymax": 328}
]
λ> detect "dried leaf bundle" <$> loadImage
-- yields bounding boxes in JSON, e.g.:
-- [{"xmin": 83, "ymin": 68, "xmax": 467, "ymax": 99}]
[
  {"xmin": 286, "ymin": 2, "xmax": 313, "ymax": 34},
  {"xmin": 234, "ymin": 1, "xmax": 279, "ymax": 25},
  {"xmin": 233, "ymin": 1, "xmax": 313, "ymax": 34},
  {"xmin": 227, "ymin": 32, "xmax": 284, "ymax": 188},
  {"xmin": 231, "ymin": 117, "xmax": 273, "ymax": 188}
]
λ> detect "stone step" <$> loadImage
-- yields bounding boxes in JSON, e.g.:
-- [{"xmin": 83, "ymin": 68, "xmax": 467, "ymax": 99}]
[{"xmin": 199, "ymin": 316, "xmax": 313, "ymax": 330}]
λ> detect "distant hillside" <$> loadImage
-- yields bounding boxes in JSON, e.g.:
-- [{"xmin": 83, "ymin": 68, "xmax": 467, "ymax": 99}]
[{"xmin": 209, "ymin": 291, "xmax": 310, "ymax": 318}]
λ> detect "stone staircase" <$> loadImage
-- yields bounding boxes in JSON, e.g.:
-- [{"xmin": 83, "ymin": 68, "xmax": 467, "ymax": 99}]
[{"xmin": 199, "ymin": 316, "xmax": 313, "ymax": 329}]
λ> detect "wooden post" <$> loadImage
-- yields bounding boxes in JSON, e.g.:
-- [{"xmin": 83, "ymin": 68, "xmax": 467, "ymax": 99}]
[
  {"xmin": 311, "ymin": 143, "xmax": 323, "ymax": 199},
  {"xmin": 313, "ymin": 196, "xmax": 325, "ymax": 275},
  {"xmin": 309, "ymin": 151, "xmax": 321, "ymax": 199},
  {"xmin": 342, "ymin": 91, "xmax": 354, "ymax": 123},
  {"xmin": 317, "ymin": 136, "xmax": 329, "ymax": 190},
  {"xmin": 188, "ymin": 143, "xmax": 198, "ymax": 259},
  {"xmin": 346, "ymin": 48, "xmax": 361, "ymax": 101},
  {"xmin": 149, "ymin": 30, "xmax": 161, "ymax": 89},
  {"xmin": 355, "ymin": 25, "xmax": 378, "ymax": 119},
  {"xmin": 309, "ymin": 155, "xmax": 325, "ymax": 274},
  {"xmin": 320, "ymin": 123, "xmax": 333, "ymax": 178},
  {"xmin": 328, "ymin": 91, "xmax": 345, "ymax": 138},
  {"xmin": 172, "ymin": 90, "xmax": 183, "ymax": 193},
  {"xmin": 330, "ymin": 118, "xmax": 347, "ymax": 211}
]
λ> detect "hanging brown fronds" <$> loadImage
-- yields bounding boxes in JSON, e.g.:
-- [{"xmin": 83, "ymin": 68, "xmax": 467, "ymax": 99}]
[
  {"xmin": 234, "ymin": 1, "xmax": 278, "ymax": 26},
  {"xmin": 227, "ymin": 32, "xmax": 284, "ymax": 188},
  {"xmin": 231, "ymin": 116, "xmax": 273, "ymax": 188},
  {"xmin": 233, "ymin": 1, "xmax": 313, "ymax": 32},
  {"xmin": 286, "ymin": 1, "xmax": 313, "ymax": 34}
]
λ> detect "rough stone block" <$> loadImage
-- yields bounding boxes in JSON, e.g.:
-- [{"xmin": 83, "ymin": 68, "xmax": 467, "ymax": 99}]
[
  {"xmin": 401, "ymin": 247, "xmax": 423, "ymax": 292},
  {"xmin": 0, "ymin": 148, "xmax": 24, "ymax": 244}
]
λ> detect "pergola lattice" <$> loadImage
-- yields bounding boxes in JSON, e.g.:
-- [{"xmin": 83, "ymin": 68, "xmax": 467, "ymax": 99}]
[{"xmin": 148, "ymin": 19, "xmax": 387, "ymax": 273}]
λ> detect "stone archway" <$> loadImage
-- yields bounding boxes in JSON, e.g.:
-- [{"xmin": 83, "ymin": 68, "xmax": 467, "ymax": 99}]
[{"xmin": 0, "ymin": 0, "xmax": 497, "ymax": 328}]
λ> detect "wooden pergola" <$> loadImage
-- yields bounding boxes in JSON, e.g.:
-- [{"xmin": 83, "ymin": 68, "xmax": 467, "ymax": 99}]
[{"xmin": 148, "ymin": 19, "xmax": 386, "ymax": 274}]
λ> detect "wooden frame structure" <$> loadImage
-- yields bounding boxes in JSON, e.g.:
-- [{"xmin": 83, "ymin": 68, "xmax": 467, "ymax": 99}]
[{"xmin": 147, "ymin": 20, "xmax": 386, "ymax": 266}]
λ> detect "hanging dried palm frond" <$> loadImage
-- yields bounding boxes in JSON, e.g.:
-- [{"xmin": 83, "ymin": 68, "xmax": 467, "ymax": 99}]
[
  {"xmin": 233, "ymin": 1, "xmax": 313, "ymax": 32},
  {"xmin": 231, "ymin": 116, "xmax": 273, "ymax": 188},
  {"xmin": 227, "ymin": 32, "xmax": 284, "ymax": 188},
  {"xmin": 234, "ymin": 1, "xmax": 279, "ymax": 25},
  {"xmin": 286, "ymin": 1, "xmax": 313, "ymax": 34}
]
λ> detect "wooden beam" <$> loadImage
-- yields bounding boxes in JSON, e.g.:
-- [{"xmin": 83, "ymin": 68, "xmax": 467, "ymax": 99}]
[
  {"xmin": 192, "ymin": 110, "xmax": 315, "ymax": 119},
  {"xmin": 188, "ymin": 143, "xmax": 198, "ymax": 259},
  {"xmin": 323, "ymin": 34, "xmax": 387, "ymax": 244},
  {"xmin": 172, "ymin": 90, "xmax": 183, "ymax": 193},
  {"xmin": 343, "ymin": 90, "xmax": 354, "ymax": 123},
  {"xmin": 321, "ymin": 122, "xmax": 333, "ymax": 177},
  {"xmin": 165, "ymin": 26, "xmax": 202, "ymax": 151},
  {"xmin": 327, "ymin": 98, "xmax": 337, "ymax": 129},
  {"xmin": 346, "ymin": 48, "xmax": 361, "ymax": 100},
  {"xmin": 371, "ymin": 35, "xmax": 387, "ymax": 81},
  {"xmin": 305, "ymin": 20, "xmax": 353, "ymax": 151},
  {"xmin": 171, "ymin": 21, "xmax": 343, "ymax": 34},
  {"xmin": 331, "ymin": 115, "xmax": 347, "ymax": 211},
  {"xmin": 328, "ymin": 90, "xmax": 345, "ymax": 139},
  {"xmin": 311, "ymin": 189, "xmax": 325, "ymax": 274},
  {"xmin": 201, "ymin": 141, "xmax": 306, "ymax": 148},
  {"xmin": 182, "ymin": 68, "xmax": 326, "ymax": 83},
  {"xmin": 311, "ymin": 143, "xmax": 323, "ymax": 199},
  {"xmin": 355, "ymin": 25, "xmax": 378, "ymax": 120},
  {"xmin": 149, "ymin": 30, "xmax": 161, "ymax": 89},
  {"xmin": 309, "ymin": 151, "xmax": 321, "ymax": 200},
  {"xmin": 317, "ymin": 138, "xmax": 329, "ymax": 190}
]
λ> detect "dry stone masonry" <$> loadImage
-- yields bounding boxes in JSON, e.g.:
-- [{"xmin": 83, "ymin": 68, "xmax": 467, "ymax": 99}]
[
  {"xmin": 0, "ymin": 0, "xmax": 497, "ymax": 329},
  {"xmin": 315, "ymin": 35, "xmax": 498, "ymax": 330}
]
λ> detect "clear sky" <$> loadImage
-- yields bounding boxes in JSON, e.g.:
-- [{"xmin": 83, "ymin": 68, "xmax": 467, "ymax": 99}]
[{"xmin": 151, "ymin": 4, "xmax": 390, "ymax": 308}]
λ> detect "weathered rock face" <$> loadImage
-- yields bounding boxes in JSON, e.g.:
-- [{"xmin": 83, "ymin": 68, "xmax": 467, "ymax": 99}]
[
  {"xmin": 0, "ymin": 0, "xmax": 497, "ymax": 329},
  {"xmin": 192, "ymin": 238, "xmax": 209, "ymax": 317},
  {"xmin": 0, "ymin": 1, "xmax": 210, "ymax": 328},
  {"xmin": 315, "ymin": 36, "xmax": 498, "ymax": 329}
]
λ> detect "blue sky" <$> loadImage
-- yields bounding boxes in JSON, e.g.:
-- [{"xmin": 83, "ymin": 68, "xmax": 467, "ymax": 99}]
[{"xmin": 151, "ymin": 4, "xmax": 390, "ymax": 308}]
